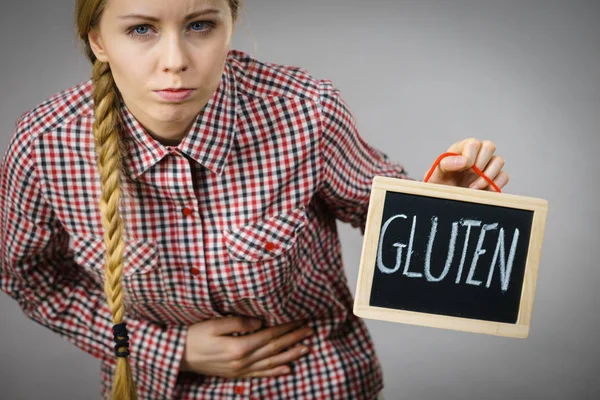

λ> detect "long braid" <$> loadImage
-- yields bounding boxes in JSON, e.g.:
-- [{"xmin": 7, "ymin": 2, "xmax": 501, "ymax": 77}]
[
  {"xmin": 91, "ymin": 59, "xmax": 138, "ymax": 400},
  {"xmin": 76, "ymin": 1, "xmax": 243, "ymax": 398}
]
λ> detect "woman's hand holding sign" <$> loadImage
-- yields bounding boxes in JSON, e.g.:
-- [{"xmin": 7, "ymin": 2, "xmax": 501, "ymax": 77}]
[{"xmin": 425, "ymin": 138, "xmax": 510, "ymax": 191}]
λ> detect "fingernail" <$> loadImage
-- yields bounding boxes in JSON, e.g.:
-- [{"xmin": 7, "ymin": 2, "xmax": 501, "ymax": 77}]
[
  {"xmin": 300, "ymin": 346, "xmax": 309, "ymax": 354},
  {"xmin": 304, "ymin": 329, "xmax": 315, "ymax": 337}
]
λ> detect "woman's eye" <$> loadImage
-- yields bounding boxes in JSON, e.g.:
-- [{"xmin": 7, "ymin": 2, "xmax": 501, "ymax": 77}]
[
  {"xmin": 189, "ymin": 21, "xmax": 215, "ymax": 34},
  {"xmin": 126, "ymin": 21, "xmax": 214, "ymax": 39},
  {"xmin": 126, "ymin": 24, "xmax": 153, "ymax": 38},
  {"xmin": 190, "ymin": 22, "xmax": 207, "ymax": 31},
  {"xmin": 134, "ymin": 25, "xmax": 150, "ymax": 35}
]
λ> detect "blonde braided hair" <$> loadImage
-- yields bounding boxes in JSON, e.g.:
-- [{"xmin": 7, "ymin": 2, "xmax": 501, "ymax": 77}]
[
  {"xmin": 91, "ymin": 59, "xmax": 136, "ymax": 399},
  {"xmin": 74, "ymin": 1, "xmax": 242, "ymax": 398}
]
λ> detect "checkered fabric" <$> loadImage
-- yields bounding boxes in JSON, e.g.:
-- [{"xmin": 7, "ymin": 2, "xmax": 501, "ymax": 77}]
[{"xmin": 0, "ymin": 50, "xmax": 409, "ymax": 399}]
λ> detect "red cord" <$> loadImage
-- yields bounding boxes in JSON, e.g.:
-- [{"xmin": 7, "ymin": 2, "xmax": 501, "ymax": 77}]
[{"xmin": 423, "ymin": 152, "xmax": 502, "ymax": 193}]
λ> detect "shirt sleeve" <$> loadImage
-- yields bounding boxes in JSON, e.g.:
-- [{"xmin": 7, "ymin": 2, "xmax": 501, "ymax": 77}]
[
  {"xmin": 317, "ymin": 80, "xmax": 414, "ymax": 234},
  {"xmin": 0, "ymin": 113, "xmax": 187, "ymax": 400}
]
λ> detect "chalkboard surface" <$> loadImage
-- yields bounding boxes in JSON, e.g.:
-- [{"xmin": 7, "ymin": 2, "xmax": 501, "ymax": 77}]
[
  {"xmin": 354, "ymin": 176, "xmax": 548, "ymax": 338},
  {"xmin": 370, "ymin": 191, "xmax": 533, "ymax": 323}
]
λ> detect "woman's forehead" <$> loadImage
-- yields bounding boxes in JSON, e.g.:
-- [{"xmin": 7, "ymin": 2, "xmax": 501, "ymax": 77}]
[{"xmin": 104, "ymin": 0, "xmax": 230, "ymax": 19}]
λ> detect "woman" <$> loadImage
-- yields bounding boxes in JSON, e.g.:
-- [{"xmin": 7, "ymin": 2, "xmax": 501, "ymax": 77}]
[{"xmin": 0, "ymin": 0, "xmax": 509, "ymax": 399}]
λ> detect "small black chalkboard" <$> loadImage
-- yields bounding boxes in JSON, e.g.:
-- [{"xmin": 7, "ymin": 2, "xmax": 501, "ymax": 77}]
[{"xmin": 354, "ymin": 177, "xmax": 548, "ymax": 338}]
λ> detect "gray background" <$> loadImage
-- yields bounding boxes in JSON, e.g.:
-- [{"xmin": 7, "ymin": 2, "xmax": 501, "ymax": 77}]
[{"xmin": 1, "ymin": 0, "xmax": 598, "ymax": 399}]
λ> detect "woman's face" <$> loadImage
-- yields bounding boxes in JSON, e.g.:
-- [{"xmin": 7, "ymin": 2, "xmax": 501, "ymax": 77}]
[{"xmin": 88, "ymin": 0, "xmax": 234, "ymax": 144}]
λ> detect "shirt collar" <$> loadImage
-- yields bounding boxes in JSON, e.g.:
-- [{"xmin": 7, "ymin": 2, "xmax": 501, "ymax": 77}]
[{"xmin": 119, "ymin": 61, "xmax": 238, "ymax": 180}]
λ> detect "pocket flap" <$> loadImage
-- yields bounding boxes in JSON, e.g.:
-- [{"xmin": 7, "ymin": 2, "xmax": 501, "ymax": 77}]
[
  {"xmin": 224, "ymin": 207, "xmax": 308, "ymax": 262},
  {"xmin": 70, "ymin": 235, "xmax": 158, "ymax": 277}
]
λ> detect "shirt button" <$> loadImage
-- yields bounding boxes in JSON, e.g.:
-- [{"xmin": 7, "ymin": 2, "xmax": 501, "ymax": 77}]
[
  {"xmin": 234, "ymin": 385, "xmax": 245, "ymax": 395},
  {"xmin": 190, "ymin": 267, "xmax": 200, "ymax": 276},
  {"xmin": 182, "ymin": 207, "xmax": 193, "ymax": 216},
  {"xmin": 265, "ymin": 242, "xmax": 277, "ymax": 252}
]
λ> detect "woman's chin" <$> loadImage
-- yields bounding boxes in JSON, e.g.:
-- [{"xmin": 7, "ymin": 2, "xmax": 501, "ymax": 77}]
[{"xmin": 152, "ymin": 104, "xmax": 198, "ymax": 124}]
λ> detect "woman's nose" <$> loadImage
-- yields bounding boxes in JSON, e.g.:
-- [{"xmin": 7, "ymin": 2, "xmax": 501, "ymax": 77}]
[{"xmin": 160, "ymin": 33, "xmax": 189, "ymax": 73}]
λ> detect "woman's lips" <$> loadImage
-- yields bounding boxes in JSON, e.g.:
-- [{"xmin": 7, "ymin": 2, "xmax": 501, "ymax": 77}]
[{"xmin": 154, "ymin": 88, "xmax": 195, "ymax": 102}]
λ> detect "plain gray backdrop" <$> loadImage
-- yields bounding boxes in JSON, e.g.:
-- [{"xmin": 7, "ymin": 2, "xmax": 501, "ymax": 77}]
[{"xmin": 1, "ymin": 0, "xmax": 599, "ymax": 399}]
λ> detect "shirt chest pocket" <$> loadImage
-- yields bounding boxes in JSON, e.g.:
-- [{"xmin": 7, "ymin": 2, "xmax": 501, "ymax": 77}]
[
  {"xmin": 223, "ymin": 206, "xmax": 308, "ymax": 302},
  {"xmin": 70, "ymin": 235, "xmax": 166, "ymax": 305}
]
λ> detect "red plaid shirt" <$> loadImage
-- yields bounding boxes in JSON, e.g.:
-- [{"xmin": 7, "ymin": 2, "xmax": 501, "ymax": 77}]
[{"xmin": 0, "ymin": 50, "xmax": 409, "ymax": 399}]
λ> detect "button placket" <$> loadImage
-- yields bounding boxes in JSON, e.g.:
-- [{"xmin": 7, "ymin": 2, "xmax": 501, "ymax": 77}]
[{"xmin": 169, "ymin": 152, "xmax": 210, "ymax": 311}]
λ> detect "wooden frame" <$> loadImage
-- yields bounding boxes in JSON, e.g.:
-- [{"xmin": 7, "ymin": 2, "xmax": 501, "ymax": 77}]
[{"xmin": 353, "ymin": 176, "xmax": 548, "ymax": 338}]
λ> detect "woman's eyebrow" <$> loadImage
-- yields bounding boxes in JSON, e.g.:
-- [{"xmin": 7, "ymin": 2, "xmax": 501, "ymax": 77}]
[{"xmin": 118, "ymin": 9, "xmax": 221, "ymax": 22}]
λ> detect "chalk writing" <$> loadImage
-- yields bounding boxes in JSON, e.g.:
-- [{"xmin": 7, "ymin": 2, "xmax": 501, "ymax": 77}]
[{"xmin": 377, "ymin": 214, "xmax": 519, "ymax": 293}]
